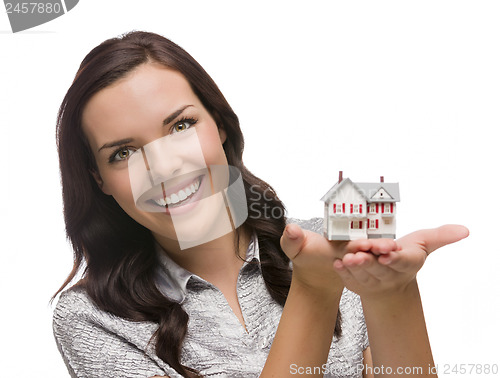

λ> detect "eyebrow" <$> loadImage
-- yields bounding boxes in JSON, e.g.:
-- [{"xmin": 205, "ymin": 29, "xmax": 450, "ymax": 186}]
[
  {"xmin": 98, "ymin": 105, "xmax": 194, "ymax": 153},
  {"xmin": 98, "ymin": 138, "xmax": 134, "ymax": 152},
  {"xmin": 162, "ymin": 104, "xmax": 194, "ymax": 126}
]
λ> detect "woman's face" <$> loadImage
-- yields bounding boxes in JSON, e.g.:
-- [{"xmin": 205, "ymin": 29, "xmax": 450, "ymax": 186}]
[{"xmin": 82, "ymin": 63, "xmax": 229, "ymax": 246}]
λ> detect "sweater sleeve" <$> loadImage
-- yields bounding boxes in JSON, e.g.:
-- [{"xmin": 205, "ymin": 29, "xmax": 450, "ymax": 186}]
[
  {"xmin": 53, "ymin": 289, "xmax": 181, "ymax": 378},
  {"xmin": 286, "ymin": 217, "xmax": 324, "ymax": 235}
]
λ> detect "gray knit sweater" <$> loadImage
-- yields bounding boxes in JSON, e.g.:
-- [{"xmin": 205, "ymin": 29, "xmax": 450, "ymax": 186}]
[{"xmin": 53, "ymin": 218, "xmax": 369, "ymax": 377}]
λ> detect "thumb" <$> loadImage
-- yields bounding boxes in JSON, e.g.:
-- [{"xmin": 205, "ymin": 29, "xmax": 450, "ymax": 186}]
[
  {"xmin": 280, "ymin": 223, "xmax": 306, "ymax": 260},
  {"xmin": 402, "ymin": 224, "xmax": 469, "ymax": 255},
  {"xmin": 426, "ymin": 224, "xmax": 469, "ymax": 254}
]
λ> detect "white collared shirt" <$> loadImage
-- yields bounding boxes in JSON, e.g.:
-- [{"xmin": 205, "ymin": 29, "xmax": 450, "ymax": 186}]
[{"xmin": 53, "ymin": 218, "xmax": 369, "ymax": 377}]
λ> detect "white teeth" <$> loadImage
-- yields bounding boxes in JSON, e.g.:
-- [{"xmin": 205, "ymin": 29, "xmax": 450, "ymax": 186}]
[
  {"xmin": 153, "ymin": 177, "xmax": 201, "ymax": 207},
  {"xmin": 178, "ymin": 190, "xmax": 187, "ymax": 201}
]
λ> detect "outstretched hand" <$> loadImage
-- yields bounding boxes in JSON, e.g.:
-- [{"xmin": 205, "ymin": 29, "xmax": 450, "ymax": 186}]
[
  {"xmin": 281, "ymin": 223, "xmax": 468, "ymax": 299},
  {"xmin": 280, "ymin": 224, "xmax": 400, "ymax": 295},
  {"xmin": 332, "ymin": 225, "xmax": 469, "ymax": 299}
]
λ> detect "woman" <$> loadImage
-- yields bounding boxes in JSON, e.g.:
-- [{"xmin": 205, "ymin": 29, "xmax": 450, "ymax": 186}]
[{"xmin": 53, "ymin": 31, "xmax": 468, "ymax": 377}]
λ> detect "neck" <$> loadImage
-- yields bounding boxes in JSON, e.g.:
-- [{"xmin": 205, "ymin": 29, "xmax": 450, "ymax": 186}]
[{"xmin": 153, "ymin": 227, "xmax": 251, "ymax": 286}]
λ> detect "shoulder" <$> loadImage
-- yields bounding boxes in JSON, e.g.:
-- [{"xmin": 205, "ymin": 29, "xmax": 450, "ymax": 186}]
[
  {"xmin": 52, "ymin": 286, "xmax": 103, "ymax": 341},
  {"xmin": 53, "ymin": 286, "xmax": 158, "ymax": 345},
  {"xmin": 53, "ymin": 286, "xmax": 98, "ymax": 321},
  {"xmin": 53, "ymin": 287, "xmax": 174, "ymax": 378},
  {"xmin": 53, "ymin": 286, "xmax": 118, "ymax": 336}
]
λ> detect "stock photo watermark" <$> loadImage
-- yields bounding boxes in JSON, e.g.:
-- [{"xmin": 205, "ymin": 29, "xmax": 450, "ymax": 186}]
[
  {"xmin": 3, "ymin": 0, "xmax": 79, "ymax": 32},
  {"xmin": 248, "ymin": 186, "xmax": 285, "ymax": 220},
  {"xmin": 289, "ymin": 363, "xmax": 499, "ymax": 376}
]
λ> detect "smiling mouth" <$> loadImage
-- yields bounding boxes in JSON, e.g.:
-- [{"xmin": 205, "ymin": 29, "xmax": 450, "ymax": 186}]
[{"xmin": 150, "ymin": 176, "xmax": 203, "ymax": 208}]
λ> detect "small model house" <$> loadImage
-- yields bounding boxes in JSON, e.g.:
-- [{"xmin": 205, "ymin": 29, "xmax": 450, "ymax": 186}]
[{"xmin": 321, "ymin": 171, "xmax": 400, "ymax": 240}]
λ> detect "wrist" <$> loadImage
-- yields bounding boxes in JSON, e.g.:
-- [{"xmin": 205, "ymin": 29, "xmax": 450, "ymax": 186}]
[
  {"xmin": 361, "ymin": 279, "xmax": 420, "ymax": 308},
  {"xmin": 290, "ymin": 270, "xmax": 344, "ymax": 303}
]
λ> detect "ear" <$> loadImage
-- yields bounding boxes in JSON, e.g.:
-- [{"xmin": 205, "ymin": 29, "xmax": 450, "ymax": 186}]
[
  {"xmin": 90, "ymin": 169, "xmax": 111, "ymax": 195},
  {"xmin": 218, "ymin": 127, "xmax": 227, "ymax": 144}
]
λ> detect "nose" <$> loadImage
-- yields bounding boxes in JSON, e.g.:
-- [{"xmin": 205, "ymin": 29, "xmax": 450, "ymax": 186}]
[{"xmin": 142, "ymin": 137, "xmax": 183, "ymax": 186}]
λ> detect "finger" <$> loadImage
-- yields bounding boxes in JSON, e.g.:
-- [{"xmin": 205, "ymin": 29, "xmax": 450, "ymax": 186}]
[
  {"xmin": 378, "ymin": 251, "xmax": 398, "ymax": 267},
  {"xmin": 333, "ymin": 258, "xmax": 361, "ymax": 288},
  {"xmin": 359, "ymin": 254, "xmax": 399, "ymax": 280},
  {"xmin": 346, "ymin": 238, "xmax": 399, "ymax": 255},
  {"xmin": 280, "ymin": 223, "xmax": 306, "ymax": 260},
  {"xmin": 378, "ymin": 250, "xmax": 425, "ymax": 273},
  {"xmin": 345, "ymin": 239, "xmax": 373, "ymax": 253},
  {"xmin": 400, "ymin": 225, "xmax": 469, "ymax": 255},
  {"xmin": 367, "ymin": 239, "xmax": 400, "ymax": 255},
  {"xmin": 341, "ymin": 253, "xmax": 381, "ymax": 286},
  {"xmin": 343, "ymin": 251, "xmax": 375, "ymax": 267}
]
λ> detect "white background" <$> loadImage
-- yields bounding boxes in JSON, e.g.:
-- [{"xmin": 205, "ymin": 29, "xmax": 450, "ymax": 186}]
[{"xmin": 0, "ymin": 1, "xmax": 498, "ymax": 376}]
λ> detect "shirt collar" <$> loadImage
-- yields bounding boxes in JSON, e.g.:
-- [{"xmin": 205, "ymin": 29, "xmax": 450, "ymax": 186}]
[{"xmin": 155, "ymin": 233, "xmax": 260, "ymax": 304}]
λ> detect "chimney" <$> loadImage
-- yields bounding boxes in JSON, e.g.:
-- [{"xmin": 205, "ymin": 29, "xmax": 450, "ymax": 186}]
[
  {"xmin": 380, "ymin": 176, "xmax": 384, "ymax": 183},
  {"xmin": 338, "ymin": 171, "xmax": 343, "ymax": 183}
]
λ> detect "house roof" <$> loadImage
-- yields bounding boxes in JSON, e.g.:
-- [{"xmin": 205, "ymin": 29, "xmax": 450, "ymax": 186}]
[{"xmin": 321, "ymin": 178, "xmax": 400, "ymax": 203}]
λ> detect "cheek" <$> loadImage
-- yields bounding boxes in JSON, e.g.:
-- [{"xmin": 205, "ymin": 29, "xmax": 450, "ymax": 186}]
[
  {"xmin": 102, "ymin": 169, "xmax": 136, "ymax": 207},
  {"xmin": 199, "ymin": 128, "xmax": 227, "ymax": 165}
]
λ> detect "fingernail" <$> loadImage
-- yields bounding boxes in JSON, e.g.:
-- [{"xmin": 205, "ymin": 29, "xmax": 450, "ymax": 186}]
[
  {"xmin": 333, "ymin": 259, "xmax": 345, "ymax": 270},
  {"xmin": 382, "ymin": 257, "xmax": 392, "ymax": 265},
  {"xmin": 286, "ymin": 225, "xmax": 299, "ymax": 240}
]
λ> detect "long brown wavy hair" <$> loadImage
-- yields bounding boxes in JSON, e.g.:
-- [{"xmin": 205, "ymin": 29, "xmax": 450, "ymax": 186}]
[{"xmin": 54, "ymin": 31, "xmax": 341, "ymax": 377}]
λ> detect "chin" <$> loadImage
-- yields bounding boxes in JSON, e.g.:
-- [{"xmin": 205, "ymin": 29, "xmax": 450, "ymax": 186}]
[{"xmin": 155, "ymin": 193, "xmax": 233, "ymax": 250}]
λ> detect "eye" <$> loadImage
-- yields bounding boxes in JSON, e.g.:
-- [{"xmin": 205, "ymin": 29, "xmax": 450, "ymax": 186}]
[
  {"xmin": 172, "ymin": 118, "xmax": 196, "ymax": 133},
  {"xmin": 109, "ymin": 147, "xmax": 136, "ymax": 163}
]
